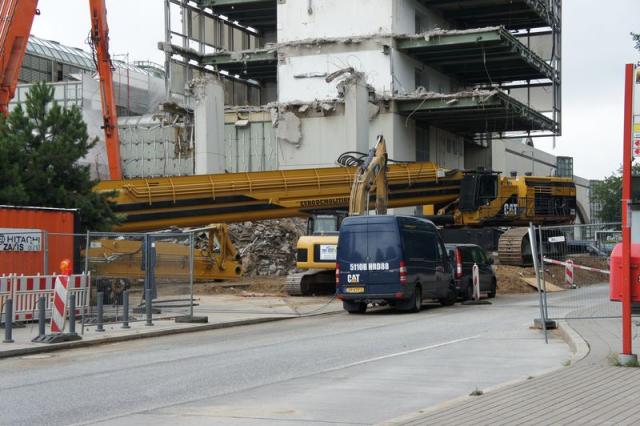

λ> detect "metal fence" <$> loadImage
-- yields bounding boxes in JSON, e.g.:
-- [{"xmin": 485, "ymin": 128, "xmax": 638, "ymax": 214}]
[
  {"xmin": 0, "ymin": 230, "xmax": 198, "ymax": 329},
  {"xmin": 530, "ymin": 223, "xmax": 622, "ymax": 324},
  {"xmin": 85, "ymin": 231, "xmax": 195, "ymax": 325}
]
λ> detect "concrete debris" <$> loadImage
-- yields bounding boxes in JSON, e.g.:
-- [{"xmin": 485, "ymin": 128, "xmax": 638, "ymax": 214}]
[{"xmin": 228, "ymin": 219, "xmax": 307, "ymax": 277}]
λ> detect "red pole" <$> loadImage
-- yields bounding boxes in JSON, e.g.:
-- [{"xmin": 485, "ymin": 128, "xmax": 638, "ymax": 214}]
[{"xmin": 621, "ymin": 64, "xmax": 634, "ymax": 356}]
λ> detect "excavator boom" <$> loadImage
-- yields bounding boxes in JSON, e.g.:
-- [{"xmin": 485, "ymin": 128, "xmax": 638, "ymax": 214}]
[
  {"xmin": 97, "ymin": 161, "xmax": 463, "ymax": 232},
  {"xmin": 88, "ymin": 0, "xmax": 121, "ymax": 180}
]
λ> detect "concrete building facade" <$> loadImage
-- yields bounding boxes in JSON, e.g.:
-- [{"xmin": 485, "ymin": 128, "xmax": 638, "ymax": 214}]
[{"xmin": 159, "ymin": 0, "xmax": 594, "ymax": 220}]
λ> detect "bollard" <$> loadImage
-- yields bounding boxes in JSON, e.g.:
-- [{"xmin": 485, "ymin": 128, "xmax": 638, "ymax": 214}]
[
  {"xmin": 122, "ymin": 291, "xmax": 130, "ymax": 329},
  {"xmin": 96, "ymin": 292, "xmax": 104, "ymax": 332},
  {"xmin": 145, "ymin": 289, "xmax": 153, "ymax": 326},
  {"xmin": 472, "ymin": 263, "xmax": 480, "ymax": 301},
  {"xmin": 3, "ymin": 299, "xmax": 14, "ymax": 343},
  {"xmin": 37, "ymin": 296, "xmax": 46, "ymax": 337},
  {"xmin": 68, "ymin": 294, "xmax": 77, "ymax": 335}
]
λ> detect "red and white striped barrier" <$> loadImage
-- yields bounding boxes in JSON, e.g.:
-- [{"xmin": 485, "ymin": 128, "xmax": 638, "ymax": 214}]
[
  {"xmin": 51, "ymin": 275, "xmax": 69, "ymax": 333},
  {"xmin": 542, "ymin": 258, "xmax": 610, "ymax": 275},
  {"xmin": 472, "ymin": 263, "xmax": 481, "ymax": 301},
  {"xmin": 0, "ymin": 275, "xmax": 13, "ymax": 324},
  {"xmin": 0, "ymin": 273, "xmax": 89, "ymax": 323},
  {"xmin": 564, "ymin": 259, "xmax": 576, "ymax": 288}
]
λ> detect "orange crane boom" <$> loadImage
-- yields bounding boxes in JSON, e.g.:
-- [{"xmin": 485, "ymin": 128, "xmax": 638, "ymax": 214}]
[
  {"xmin": 88, "ymin": 0, "xmax": 122, "ymax": 180},
  {"xmin": 0, "ymin": 0, "xmax": 38, "ymax": 115},
  {"xmin": 0, "ymin": 0, "xmax": 122, "ymax": 179}
]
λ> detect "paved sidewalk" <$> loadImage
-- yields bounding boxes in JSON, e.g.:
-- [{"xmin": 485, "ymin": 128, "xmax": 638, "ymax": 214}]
[
  {"xmin": 0, "ymin": 294, "xmax": 341, "ymax": 358},
  {"xmin": 383, "ymin": 305, "xmax": 640, "ymax": 426}
]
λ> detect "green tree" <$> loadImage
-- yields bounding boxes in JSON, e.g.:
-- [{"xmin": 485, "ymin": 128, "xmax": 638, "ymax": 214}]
[
  {"xmin": 632, "ymin": 32, "xmax": 640, "ymax": 51},
  {"xmin": 0, "ymin": 82, "xmax": 117, "ymax": 231},
  {"xmin": 591, "ymin": 164, "xmax": 640, "ymax": 223}
]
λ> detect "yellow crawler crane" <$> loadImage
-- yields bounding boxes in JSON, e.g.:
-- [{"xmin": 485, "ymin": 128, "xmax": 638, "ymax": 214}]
[{"xmin": 92, "ymin": 141, "xmax": 575, "ymax": 289}]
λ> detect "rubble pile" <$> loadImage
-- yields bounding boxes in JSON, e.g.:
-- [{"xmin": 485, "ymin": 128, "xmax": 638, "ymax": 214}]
[{"xmin": 228, "ymin": 219, "xmax": 307, "ymax": 276}]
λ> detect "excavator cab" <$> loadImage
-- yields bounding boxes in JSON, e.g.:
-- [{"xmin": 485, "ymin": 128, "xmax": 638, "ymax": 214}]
[
  {"xmin": 307, "ymin": 211, "xmax": 347, "ymax": 236},
  {"xmin": 459, "ymin": 171, "xmax": 499, "ymax": 212}
]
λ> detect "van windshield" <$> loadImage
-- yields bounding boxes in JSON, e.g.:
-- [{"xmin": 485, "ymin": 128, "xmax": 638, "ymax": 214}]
[{"xmin": 338, "ymin": 222, "xmax": 400, "ymax": 263}]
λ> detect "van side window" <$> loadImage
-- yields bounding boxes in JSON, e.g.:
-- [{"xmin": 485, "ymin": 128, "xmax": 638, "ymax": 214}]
[
  {"xmin": 401, "ymin": 228, "xmax": 425, "ymax": 260},
  {"xmin": 424, "ymin": 232, "xmax": 438, "ymax": 260},
  {"xmin": 437, "ymin": 238, "xmax": 447, "ymax": 262}
]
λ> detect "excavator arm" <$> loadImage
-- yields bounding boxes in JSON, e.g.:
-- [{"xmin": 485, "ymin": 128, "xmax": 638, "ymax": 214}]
[
  {"xmin": 348, "ymin": 135, "xmax": 389, "ymax": 216},
  {"xmin": 88, "ymin": 0, "xmax": 121, "ymax": 180}
]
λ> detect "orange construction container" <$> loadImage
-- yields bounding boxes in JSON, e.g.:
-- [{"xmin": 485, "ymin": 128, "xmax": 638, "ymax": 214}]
[{"xmin": 0, "ymin": 205, "xmax": 78, "ymax": 276}]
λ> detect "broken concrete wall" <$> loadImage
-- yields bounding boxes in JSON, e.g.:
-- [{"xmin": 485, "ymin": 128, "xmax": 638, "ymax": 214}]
[
  {"xmin": 278, "ymin": 40, "xmax": 393, "ymax": 102},
  {"xmin": 277, "ymin": 0, "xmax": 394, "ymax": 43}
]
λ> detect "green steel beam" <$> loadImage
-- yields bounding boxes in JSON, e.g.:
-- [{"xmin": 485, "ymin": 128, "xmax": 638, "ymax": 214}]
[
  {"xmin": 198, "ymin": 0, "xmax": 272, "ymax": 6},
  {"xmin": 200, "ymin": 49, "xmax": 277, "ymax": 66},
  {"xmin": 397, "ymin": 30, "xmax": 503, "ymax": 50},
  {"xmin": 395, "ymin": 91, "xmax": 555, "ymax": 134},
  {"xmin": 397, "ymin": 28, "xmax": 555, "ymax": 84}
]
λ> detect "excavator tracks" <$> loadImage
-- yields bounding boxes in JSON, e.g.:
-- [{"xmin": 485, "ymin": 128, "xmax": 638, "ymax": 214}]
[
  {"xmin": 498, "ymin": 227, "xmax": 532, "ymax": 266},
  {"xmin": 286, "ymin": 270, "xmax": 335, "ymax": 296}
]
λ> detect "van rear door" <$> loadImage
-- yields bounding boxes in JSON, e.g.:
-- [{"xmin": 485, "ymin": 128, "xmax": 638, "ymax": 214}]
[
  {"xmin": 365, "ymin": 220, "xmax": 401, "ymax": 294},
  {"xmin": 337, "ymin": 221, "xmax": 369, "ymax": 294}
]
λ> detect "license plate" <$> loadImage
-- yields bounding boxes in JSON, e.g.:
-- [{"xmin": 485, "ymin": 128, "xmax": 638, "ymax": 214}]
[{"xmin": 345, "ymin": 287, "xmax": 365, "ymax": 294}]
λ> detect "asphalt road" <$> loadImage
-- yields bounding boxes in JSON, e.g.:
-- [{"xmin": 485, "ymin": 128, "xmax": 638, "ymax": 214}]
[{"xmin": 0, "ymin": 294, "xmax": 569, "ymax": 426}]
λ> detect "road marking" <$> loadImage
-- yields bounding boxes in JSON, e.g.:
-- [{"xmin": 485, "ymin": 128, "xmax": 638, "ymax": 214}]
[{"xmin": 322, "ymin": 335, "xmax": 481, "ymax": 373}]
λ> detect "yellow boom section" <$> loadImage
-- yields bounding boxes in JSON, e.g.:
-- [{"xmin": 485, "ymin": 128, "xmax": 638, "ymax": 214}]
[{"xmin": 97, "ymin": 162, "xmax": 463, "ymax": 232}]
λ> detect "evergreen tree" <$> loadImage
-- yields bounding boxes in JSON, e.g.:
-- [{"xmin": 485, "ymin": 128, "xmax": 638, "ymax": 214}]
[{"xmin": 0, "ymin": 82, "xmax": 117, "ymax": 231}]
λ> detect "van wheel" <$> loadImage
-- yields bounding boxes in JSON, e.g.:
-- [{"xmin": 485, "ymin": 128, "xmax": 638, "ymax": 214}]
[
  {"xmin": 343, "ymin": 301, "xmax": 367, "ymax": 314},
  {"xmin": 488, "ymin": 280, "xmax": 497, "ymax": 299},
  {"xmin": 409, "ymin": 286, "xmax": 422, "ymax": 313},
  {"xmin": 439, "ymin": 285, "xmax": 457, "ymax": 306}
]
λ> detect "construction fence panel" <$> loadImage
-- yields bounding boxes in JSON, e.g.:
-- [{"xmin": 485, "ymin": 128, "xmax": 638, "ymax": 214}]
[
  {"xmin": 0, "ymin": 273, "xmax": 90, "ymax": 325},
  {"xmin": 532, "ymin": 223, "xmax": 621, "ymax": 321},
  {"xmin": 86, "ymin": 231, "xmax": 195, "ymax": 325}
]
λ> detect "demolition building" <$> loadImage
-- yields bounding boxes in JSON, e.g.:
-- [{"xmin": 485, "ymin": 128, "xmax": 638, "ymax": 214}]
[{"xmin": 159, "ymin": 0, "xmax": 593, "ymax": 220}]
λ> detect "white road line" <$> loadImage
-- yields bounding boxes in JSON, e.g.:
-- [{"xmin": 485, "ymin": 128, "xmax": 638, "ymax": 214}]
[{"xmin": 322, "ymin": 335, "xmax": 481, "ymax": 373}]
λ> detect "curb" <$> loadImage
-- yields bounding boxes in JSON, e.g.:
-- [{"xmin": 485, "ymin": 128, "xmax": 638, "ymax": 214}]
[
  {"xmin": 0, "ymin": 309, "xmax": 343, "ymax": 359},
  {"xmin": 556, "ymin": 321, "xmax": 590, "ymax": 363}
]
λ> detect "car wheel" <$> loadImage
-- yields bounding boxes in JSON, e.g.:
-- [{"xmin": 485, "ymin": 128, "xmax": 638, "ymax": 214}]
[
  {"xmin": 343, "ymin": 301, "xmax": 367, "ymax": 314},
  {"xmin": 439, "ymin": 284, "xmax": 457, "ymax": 306},
  {"xmin": 488, "ymin": 280, "xmax": 497, "ymax": 299},
  {"xmin": 409, "ymin": 285, "xmax": 422, "ymax": 313}
]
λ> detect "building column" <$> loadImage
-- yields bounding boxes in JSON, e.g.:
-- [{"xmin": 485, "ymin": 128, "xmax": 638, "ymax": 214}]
[
  {"xmin": 343, "ymin": 73, "xmax": 369, "ymax": 152},
  {"xmin": 192, "ymin": 77, "xmax": 225, "ymax": 174}
]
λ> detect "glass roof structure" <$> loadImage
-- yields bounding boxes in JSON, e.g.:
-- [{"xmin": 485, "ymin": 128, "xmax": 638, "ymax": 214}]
[{"xmin": 26, "ymin": 35, "xmax": 162, "ymax": 77}]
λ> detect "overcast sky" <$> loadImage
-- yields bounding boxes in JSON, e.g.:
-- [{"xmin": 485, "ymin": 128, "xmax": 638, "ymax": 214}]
[{"xmin": 31, "ymin": 0, "xmax": 640, "ymax": 180}]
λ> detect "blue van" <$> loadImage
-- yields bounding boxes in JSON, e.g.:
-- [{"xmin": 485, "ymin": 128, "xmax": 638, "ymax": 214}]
[{"xmin": 336, "ymin": 215, "xmax": 457, "ymax": 313}]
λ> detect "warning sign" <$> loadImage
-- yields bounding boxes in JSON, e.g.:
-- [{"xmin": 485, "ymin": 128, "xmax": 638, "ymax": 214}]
[{"xmin": 0, "ymin": 228, "xmax": 42, "ymax": 251}]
